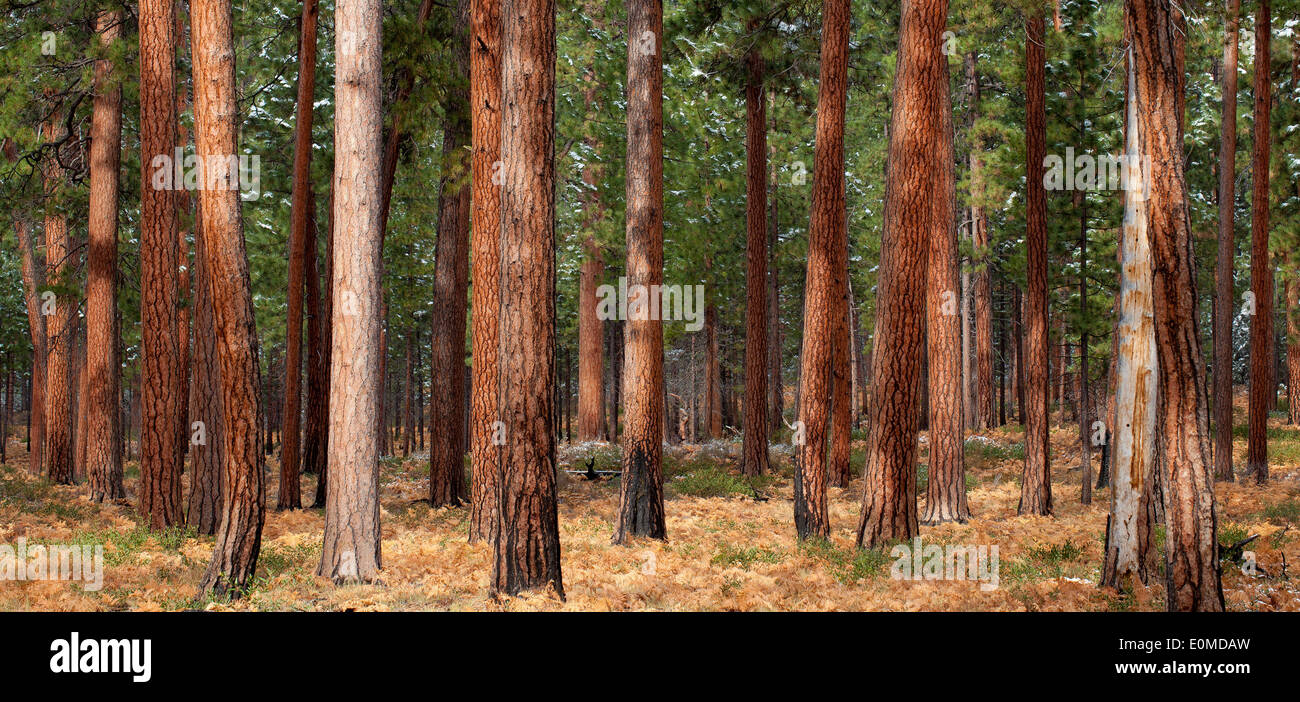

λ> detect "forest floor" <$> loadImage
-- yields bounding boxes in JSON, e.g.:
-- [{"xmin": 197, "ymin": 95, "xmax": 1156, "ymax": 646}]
[{"xmin": 3, "ymin": 395, "xmax": 1300, "ymax": 612}]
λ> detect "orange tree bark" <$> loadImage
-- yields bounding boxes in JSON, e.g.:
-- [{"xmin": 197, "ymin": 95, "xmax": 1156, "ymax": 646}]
[
  {"xmin": 491, "ymin": 0, "xmax": 564, "ymax": 598},
  {"xmin": 854, "ymin": 0, "xmax": 944, "ymax": 547},
  {"xmin": 1213, "ymin": 0, "xmax": 1240, "ymax": 481},
  {"xmin": 278, "ymin": 0, "xmax": 320, "ymax": 511},
  {"xmin": 192, "ymin": 0, "xmax": 267, "ymax": 596},
  {"xmin": 922, "ymin": 50, "xmax": 968, "ymax": 525},
  {"xmin": 767, "ymin": 149, "xmax": 783, "ymax": 434},
  {"xmin": 429, "ymin": 0, "xmax": 472, "ymax": 508},
  {"xmin": 1246, "ymin": 0, "xmax": 1272, "ymax": 484},
  {"xmin": 41, "ymin": 108, "xmax": 73, "ymax": 485},
  {"xmin": 317, "ymin": 0, "xmax": 384, "ymax": 583},
  {"xmin": 613, "ymin": 0, "xmax": 667, "ymax": 543},
  {"xmin": 794, "ymin": 0, "xmax": 849, "ymax": 541},
  {"xmin": 1020, "ymin": 10, "xmax": 1052, "ymax": 516},
  {"xmin": 742, "ymin": 38, "xmax": 770, "ymax": 479},
  {"xmin": 828, "ymin": 281, "xmax": 851, "ymax": 488},
  {"xmin": 86, "ymin": 9, "xmax": 126, "ymax": 502},
  {"xmin": 1128, "ymin": 0, "xmax": 1224, "ymax": 611},
  {"xmin": 187, "ymin": 203, "xmax": 224, "ymax": 533},
  {"xmin": 139, "ymin": 0, "xmax": 185, "ymax": 525},
  {"xmin": 577, "ymin": 235, "xmax": 605, "ymax": 441},
  {"xmin": 468, "ymin": 0, "xmax": 502, "ymax": 543}
]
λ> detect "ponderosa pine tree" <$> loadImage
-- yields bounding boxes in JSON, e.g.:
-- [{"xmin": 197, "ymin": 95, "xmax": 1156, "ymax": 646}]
[
  {"xmin": 468, "ymin": 0, "xmax": 502, "ymax": 543},
  {"xmin": 854, "ymin": 0, "xmax": 944, "ymax": 547},
  {"xmin": 140, "ymin": 0, "xmax": 185, "ymax": 526},
  {"xmin": 613, "ymin": 0, "xmax": 667, "ymax": 543},
  {"xmin": 317, "ymin": 0, "xmax": 383, "ymax": 583},
  {"xmin": 86, "ymin": 8, "xmax": 126, "ymax": 503},
  {"xmin": 1102, "ymin": 53, "xmax": 1158, "ymax": 591},
  {"xmin": 491, "ymin": 0, "xmax": 563, "ymax": 598},
  {"xmin": 1246, "ymin": 0, "xmax": 1272, "ymax": 485},
  {"xmin": 794, "ymin": 0, "xmax": 849, "ymax": 541},
  {"xmin": 1128, "ymin": 0, "xmax": 1224, "ymax": 611},
  {"xmin": 193, "ymin": 0, "xmax": 267, "ymax": 595},
  {"xmin": 187, "ymin": 202, "xmax": 224, "ymax": 533},
  {"xmin": 279, "ymin": 0, "xmax": 321, "ymax": 511},
  {"xmin": 1020, "ymin": 9, "xmax": 1052, "ymax": 516},
  {"xmin": 922, "ymin": 46, "xmax": 968, "ymax": 525},
  {"xmin": 742, "ymin": 26, "xmax": 770, "ymax": 480},
  {"xmin": 1213, "ymin": 0, "xmax": 1241, "ymax": 482},
  {"xmin": 7, "ymin": 133, "xmax": 46, "ymax": 477},
  {"xmin": 41, "ymin": 107, "xmax": 72, "ymax": 486},
  {"xmin": 429, "ymin": 0, "xmax": 472, "ymax": 508}
]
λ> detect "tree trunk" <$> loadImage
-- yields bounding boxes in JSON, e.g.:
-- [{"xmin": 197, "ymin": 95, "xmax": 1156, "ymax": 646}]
[
  {"xmin": 188, "ymin": 201, "xmax": 224, "ymax": 533},
  {"xmin": 742, "ymin": 37, "xmax": 770, "ymax": 479},
  {"xmin": 1020, "ymin": 10, "xmax": 1052, "ymax": 516},
  {"xmin": 922, "ymin": 48, "xmax": 967, "ymax": 525},
  {"xmin": 1213, "ymin": 0, "xmax": 1241, "ymax": 480},
  {"xmin": 3, "ymin": 139, "xmax": 45, "ymax": 476},
  {"xmin": 768, "ymin": 143, "xmax": 783, "ymax": 434},
  {"xmin": 277, "ymin": 0, "xmax": 320, "ymax": 511},
  {"xmin": 793, "ymin": 0, "xmax": 849, "ymax": 540},
  {"xmin": 428, "ymin": 0, "xmax": 472, "ymax": 508},
  {"xmin": 139, "ymin": 0, "xmax": 184, "ymax": 524},
  {"xmin": 86, "ymin": 9, "xmax": 126, "ymax": 502},
  {"xmin": 491, "ymin": 0, "xmax": 564, "ymax": 599},
  {"xmin": 613, "ymin": 0, "xmax": 667, "ymax": 543},
  {"xmin": 1102, "ymin": 55, "xmax": 1157, "ymax": 591},
  {"xmin": 41, "ymin": 106, "xmax": 73, "ymax": 485},
  {"xmin": 855, "ymin": 0, "xmax": 943, "ymax": 547},
  {"xmin": 317, "ymin": 0, "xmax": 384, "ymax": 584},
  {"xmin": 468, "ymin": 0, "xmax": 502, "ymax": 543},
  {"xmin": 304, "ymin": 189, "xmax": 329, "ymax": 481},
  {"xmin": 311, "ymin": 186, "xmax": 335, "ymax": 508},
  {"xmin": 192, "ymin": 0, "xmax": 267, "ymax": 596},
  {"xmin": 1246, "ymin": 0, "xmax": 1272, "ymax": 484},
  {"xmin": 1128, "ymin": 0, "xmax": 1224, "ymax": 611}
]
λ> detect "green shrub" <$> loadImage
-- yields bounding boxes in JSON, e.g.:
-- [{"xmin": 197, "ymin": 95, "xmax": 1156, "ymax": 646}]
[{"xmin": 711, "ymin": 544, "xmax": 783, "ymax": 570}]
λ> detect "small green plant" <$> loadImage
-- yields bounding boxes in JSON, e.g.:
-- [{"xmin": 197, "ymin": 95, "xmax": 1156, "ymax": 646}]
[
  {"xmin": 1218, "ymin": 522, "xmax": 1250, "ymax": 548},
  {"xmin": 671, "ymin": 467, "xmax": 753, "ymax": 498},
  {"xmin": 1261, "ymin": 498, "xmax": 1300, "ymax": 525},
  {"xmin": 711, "ymin": 544, "xmax": 783, "ymax": 570},
  {"xmin": 1004, "ymin": 539, "xmax": 1086, "ymax": 582},
  {"xmin": 799, "ymin": 538, "xmax": 890, "ymax": 584}
]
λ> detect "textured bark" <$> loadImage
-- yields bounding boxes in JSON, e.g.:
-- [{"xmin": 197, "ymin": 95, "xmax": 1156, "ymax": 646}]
[
  {"xmin": 1102, "ymin": 57, "xmax": 1158, "ymax": 591},
  {"xmin": 139, "ymin": 0, "xmax": 185, "ymax": 525},
  {"xmin": 794, "ymin": 0, "xmax": 848, "ymax": 541},
  {"xmin": 192, "ymin": 0, "xmax": 267, "ymax": 596},
  {"xmin": 1246, "ymin": 0, "xmax": 1272, "ymax": 484},
  {"xmin": 1213, "ymin": 0, "xmax": 1241, "ymax": 480},
  {"xmin": 187, "ymin": 204, "xmax": 224, "ymax": 533},
  {"xmin": 577, "ymin": 236, "xmax": 604, "ymax": 442},
  {"xmin": 742, "ymin": 39, "xmax": 770, "ymax": 479},
  {"xmin": 1129, "ymin": 0, "xmax": 1224, "ymax": 611},
  {"xmin": 41, "ymin": 108, "xmax": 73, "ymax": 485},
  {"xmin": 316, "ymin": 0, "xmax": 383, "ymax": 584},
  {"xmin": 491, "ymin": 0, "xmax": 564, "ymax": 599},
  {"xmin": 613, "ymin": 0, "xmax": 667, "ymax": 543},
  {"xmin": 922, "ymin": 52, "xmax": 968, "ymax": 525},
  {"xmin": 278, "ymin": 0, "xmax": 320, "ymax": 511},
  {"xmin": 1020, "ymin": 11, "xmax": 1053, "ymax": 516},
  {"xmin": 1287, "ymin": 275, "xmax": 1300, "ymax": 426},
  {"xmin": 468, "ymin": 0, "xmax": 502, "ymax": 543},
  {"xmin": 86, "ymin": 9, "xmax": 126, "ymax": 502},
  {"xmin": 429, "ymin": 0, "xmax": 472, "ymax": 508},
  {"xmin": 855, "ymin": 0, "xmax": 943, "ymax": 547}
]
